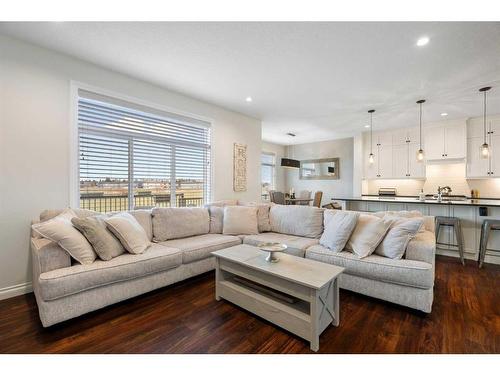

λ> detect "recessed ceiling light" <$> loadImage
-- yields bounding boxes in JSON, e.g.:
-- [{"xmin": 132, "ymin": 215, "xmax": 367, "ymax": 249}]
[
  {"xmin": 416, "ymin": 36, "xmax": 430, "ymax": 47},
  {"xmin": 365, "ymin": 125, "xmax": 370, "ymax": 128},
  {"xmin": 441, "ymin": 112, "xmax": 448, "ymax": 117},
  {"xmin": 245, "ymin": 97, "xmax": 253, "ymax": 102}
]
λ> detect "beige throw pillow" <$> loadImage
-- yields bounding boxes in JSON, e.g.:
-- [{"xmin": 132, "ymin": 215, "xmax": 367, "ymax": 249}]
[
  {"xmin": 319, "ymin": 211, "xmax": 360, "ymax": 252},
  {"xmin": 222, "ymin": 206, "xmax": 259, "ymax": 235},
  {"xmin": 71, "ymin": 215, "xmax": 125, "ymax": 261},
  {"xmin": 346, "ymin": 214, "xmax": 393, "ymax": 258},
  {"xmin": 375, "ymin": 216, "xmax": 424, "ymax": 259},
  {"xmin": 32, "ymin": 208, "xmax": 96, "ymax": 264},
  {"xmin": 238, "ymin": 202, "xmax": 272, "ymax": 232},
  {"xmin": 208, "ymin": 206, "xmax": 224, "ymax": 234},
  {"xmin": 152, "ymin": 207, "xmax": 209, "ymax": 241},
  {"xmin": 104, "ymin": 212, "xmax": 151, "ymax": 254}
]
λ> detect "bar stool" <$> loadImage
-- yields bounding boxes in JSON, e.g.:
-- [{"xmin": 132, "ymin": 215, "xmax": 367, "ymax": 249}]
[
  {"xmin": 478, "ymin": 219, "xmax": 500, "ymax": 268},
  {"xmin": 435, "ymin": 216, "xmax": 465, "ymax": 265}
]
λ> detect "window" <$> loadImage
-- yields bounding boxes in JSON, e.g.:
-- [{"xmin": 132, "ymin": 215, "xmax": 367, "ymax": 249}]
[
  {"xmin": 78, "ymin": 89, "xmax": 211, "ymax": 212},
  {"xmin": 261, "ymin": 152, "xmax": 276, "ymax": 199}
]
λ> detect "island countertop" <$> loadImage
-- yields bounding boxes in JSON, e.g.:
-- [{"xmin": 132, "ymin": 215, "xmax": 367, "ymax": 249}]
[{"xmin": 332, "ymin": 196, "xmax": 500, "ymax": 207}]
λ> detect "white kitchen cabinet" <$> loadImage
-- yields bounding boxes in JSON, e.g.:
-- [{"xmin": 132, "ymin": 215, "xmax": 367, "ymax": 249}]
[
  {"xmin": 467, "ymin": 116, "xmax": 500, "ymax": 138},
  {"xmin": 445, "ymin": 125, "xmax": 466, "ymax": 159},
  {"xmin": 392, "ymin": 144, "xmax": 408, "ymax": 177},
  {"xmin": 391, "ymin": 143, "xmax": 425, "ymax": 178},
  {"xmin": 392, "ymin": 129, "xmax": 409, "ymax": 145},
  {"xmin": 375, "ymin": 131, "xmax": 392, "ymax": 147},
  {"xmin": 490, "ymin": 135, "xmax": 500, "ymax": 177},
  {"xmin": 408, "ymin": 143, "xmax": 425, "ymax": 178},
  {"xmin": 378, "ymin": 145, "xmax": 393, "ymax": 178},
  {"xmin": 424, "ymin": 126, "xmax": 446, "ymax": 159},
  {"xmin": 467, "ymin": 136, "xmax": 490, "ymax": 177},
  {"xmin": 424, "ymin": 121, "xmax": 466, "ymax": 160}
]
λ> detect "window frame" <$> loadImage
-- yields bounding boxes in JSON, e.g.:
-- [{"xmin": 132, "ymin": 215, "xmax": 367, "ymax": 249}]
[
  {"xmin": 261, "ymin": 151, "xmax": 276, "ymax": 195},
  {"xmin": 70, "ymin": 81, "xmax": 214, "ymax": 209}
]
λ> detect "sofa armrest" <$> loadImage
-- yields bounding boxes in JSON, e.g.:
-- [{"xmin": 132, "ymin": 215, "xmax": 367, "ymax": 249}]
[
  {"xmin": 405, "ymin": 230, "xmax": 436, "ymax": 265},
  {"xmin": 31, "ymin": 238, "xmax": 71, "ymax": 274}
]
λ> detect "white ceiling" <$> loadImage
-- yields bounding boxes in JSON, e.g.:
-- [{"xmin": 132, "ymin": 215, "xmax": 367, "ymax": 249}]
[{"xmin": 1, "ymin": 22, "xmax": 500, "ymax": 145}]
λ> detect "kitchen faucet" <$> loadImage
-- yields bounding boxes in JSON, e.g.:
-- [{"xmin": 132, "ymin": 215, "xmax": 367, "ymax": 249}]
[{"xmin": 437, "ymin": 186, "xmax": 452, "ymax": 201}]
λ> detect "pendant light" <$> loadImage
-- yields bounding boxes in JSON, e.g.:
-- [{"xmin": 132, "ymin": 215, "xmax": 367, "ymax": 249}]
[
  {"xmin": 281, "ymin": 133, "xmax": 300, "ymax": 168},
  {"xmin": 479, "ymin": 87, "xmax": 491, "ymax": 159},
  {"xmin": 368, "ymin": 109, "xmax": 375, "ymax": 164},
  {"xmin": 416, "ymin": 99, "xmax": 425, "ymax": 162}
]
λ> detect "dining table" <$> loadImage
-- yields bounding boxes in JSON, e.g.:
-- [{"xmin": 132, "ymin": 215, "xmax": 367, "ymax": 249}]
[{"xmin": 284, "ymin": 198, "xmax": 314, "ymax": 205}]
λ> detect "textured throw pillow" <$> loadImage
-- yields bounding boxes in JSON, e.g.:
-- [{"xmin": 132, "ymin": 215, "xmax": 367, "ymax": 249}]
[
  {"xmin": 152, "ymin": 207, "xmax": 209, "ymax": 241},
  {"xmin": 222, "ymin": 206, "xmax": 259, "ymax": 235},
  {"xmin": 208, "ymin": 206, "xmax": 224, "ymax": 234},
  {"xmin": 104, "ymin": 212, "xmax": 151, "ymax": 254},
  {"xmin": 375, "ymin": 217, "xmax": 424, "ymax": 259},
  {"xmin": 346, "ymin": 214, "xmax": 393, "ymax": 258},
  {"xmin": 238, "ymin": 202, "xmax": 272, "ymax": 232},
  {"xmin": 373, "ymin": 210, "xmax": 426, "ymax": 233},
  {"xmin": 32, "ymin": 208, "xmax": 96, "ymax": 264},
  {"xmin": 71, "ymin": 215, "xmax": 125, "ymax": 261},
  {"xmin": 319, "ymin": 211, "xmax": 360, "ymax": 252}
]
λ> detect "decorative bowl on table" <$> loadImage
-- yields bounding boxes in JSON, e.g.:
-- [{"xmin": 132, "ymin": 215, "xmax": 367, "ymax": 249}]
[{"xmin": 257, "ymin": 242, "xmax": 287, "ymax": 263}]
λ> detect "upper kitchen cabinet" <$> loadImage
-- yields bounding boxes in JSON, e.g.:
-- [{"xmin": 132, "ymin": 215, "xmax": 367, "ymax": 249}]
[
  {"xmin": 466, "ymin": 115, "xmax": 500, "ymax": 178},
  {"xmin": 424, "ymin": 120, "xmax": 466, "ymax": 160},
  {"xmin": 467, "ymin": 115, "xmax": 500, "ymax": 138},
  {"xmin": 392, "ymin": 127, "xmax": 420, "ymax": 145}
]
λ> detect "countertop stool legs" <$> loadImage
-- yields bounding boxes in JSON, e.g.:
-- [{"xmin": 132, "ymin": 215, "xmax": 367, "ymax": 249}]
[
  {"xmin": 478, "ymin": 219, "xmax": 500, "ymax": 268},
  {"xmin": 435, "ymin": 216, "xmax": 465, "ymax": 266}
]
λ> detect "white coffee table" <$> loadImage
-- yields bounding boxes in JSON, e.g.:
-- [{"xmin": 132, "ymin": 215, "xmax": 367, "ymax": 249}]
[{"xmin": 212, "ymin": 244, "xmax": 344, "ymax": 351}]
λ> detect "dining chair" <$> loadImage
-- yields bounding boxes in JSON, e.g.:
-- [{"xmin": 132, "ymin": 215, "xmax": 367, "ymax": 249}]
[
  {"xmin": 298, "ymin": 190, "xmax": 312, "ymax": 205},
  {"xmin": 313, "ymin": 191, "xmax": 323, "ymax": 208},
  {"xmin": 271, "ymin": 191, "xmax": 286, "ymax": 205}
]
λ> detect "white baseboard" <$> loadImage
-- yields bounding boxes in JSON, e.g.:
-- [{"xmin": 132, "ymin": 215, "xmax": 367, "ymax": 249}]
[{"xmin": 0, "ymin": 282, "xmax": 33, "ymax": 301}]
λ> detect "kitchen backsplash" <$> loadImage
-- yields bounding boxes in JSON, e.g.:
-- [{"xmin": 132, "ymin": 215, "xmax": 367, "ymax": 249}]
[{"xmin": 364, "ymin": 163, "xmax": 500, "ymax": 198}]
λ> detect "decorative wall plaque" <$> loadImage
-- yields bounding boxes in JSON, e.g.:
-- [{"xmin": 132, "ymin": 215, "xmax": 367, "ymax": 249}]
[{"xmin": 233, "ymin": 143, "xmax": 247, "ymax": 192}]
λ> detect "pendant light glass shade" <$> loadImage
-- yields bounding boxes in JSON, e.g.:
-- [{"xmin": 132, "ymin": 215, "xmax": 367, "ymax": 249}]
[
  {"xmin": 481, "ymin": 143, "xmax": 490, "ymax": 159},
  {"xmin": 368, "ymin": 109, "xmax": 375, "ymax": 164},
  {"xmin": 416, "ymin": 99, "xmax": 425, "ymax": 163},
  {"xmin": 416, "ymin": 149, "xmax": 425, "ymax": 161},
  {"xmin": 479, "ymin": 87, "xmax": 491, "ymax": 159}
]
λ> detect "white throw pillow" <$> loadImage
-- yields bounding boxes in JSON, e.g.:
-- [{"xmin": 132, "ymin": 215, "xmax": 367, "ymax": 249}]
[
  {"xmin": 375, "ymin": 216, "xmax": 424, "ymax": 259},
  {"xmin": 222, "ymin": 206, "xmax": 259, "ymax": 235},
  {"xmin": 346, "ymin": 214, "xmax": 393, "ymax": 258},
  {"xmin": 319, "ymin": 211, "xmax": 360, "ymax": 252},
  {"xmin": 32, "ymin": 208, "xmax": 96, "ymax": 264},
  {"xmin": 104, "ymin": 212, "xmax": 151, "ymax": 254},
  {"xmin": 238, "ymin": 202, "xmax": 272, "ymax": 232}
]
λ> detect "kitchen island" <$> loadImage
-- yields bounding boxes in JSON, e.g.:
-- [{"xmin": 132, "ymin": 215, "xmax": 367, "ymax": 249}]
[{"xmin": 333, "ymin": 196, "xmax": 500, "ymax": 265}]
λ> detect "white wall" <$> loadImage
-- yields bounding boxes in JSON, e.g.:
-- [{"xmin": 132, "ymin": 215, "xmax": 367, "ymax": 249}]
[
  {"xmin": 261, "ymin": 141, "xmax": 286, "ymax": 193},
  {"xmin": 0, "ymin": 35, "xmax": 262, "ymax": 298},
  {"xmin": 284, "ymin": 137, "xmax": 354, "ymax": 206}
]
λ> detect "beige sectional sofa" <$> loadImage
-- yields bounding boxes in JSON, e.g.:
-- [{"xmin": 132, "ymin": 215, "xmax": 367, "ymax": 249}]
[{"xmin": 31, "ymin": 204, "xmax": 436, "ymax": 327}]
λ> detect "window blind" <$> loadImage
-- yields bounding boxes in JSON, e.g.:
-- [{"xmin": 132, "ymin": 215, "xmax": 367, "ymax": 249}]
[{"xmin": 78, "ymin": 89, "xmax": 211, "ymax": 212}]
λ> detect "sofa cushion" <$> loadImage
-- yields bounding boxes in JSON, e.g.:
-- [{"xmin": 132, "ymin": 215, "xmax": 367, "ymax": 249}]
[
  {"xmin": 305, "ymin": 245, "xmax": 433, "ymax": 289},
  {"xmin": 238, "ymin": 202, "xmax": 272, "ymax": 232},
  {"xmin": 223, "ymin": 206, "xmax": 259, "ymax": 235},
  {"xmin": 375, "ymin": 217, "xmax": 424, "ymax": 259},
  {"xmin": 159, "ymin": 234, "xmax": 241, "ymax": 264},
  {"xmin": 71, "ymin": 215, "xmax": 125, "ymax": 261},
  {"xmin": 40, "ymin": 208, "xmax": 99, "ymax": 222},
  {"xmin": 319, "ymin": 210, "xmax": 359, "ymax": 252},
  {"xmin": 129, "ymin": 209, "xmax": 153, "ymax": 241},
  {"xmin": 345, "ymin": 214, "xmax": 393, "ymax": 258},
  {"xmin": 152, "ymin": 207, "xmax": 209, "ymax": 241},
  {"xmin": 269, "ymin": 205, "xmax": 324, "ymax": 238},
  {"xmin": 243, "ymin": 232, "xmax": 319, "ymax": 257},
  {"xmin": 104, "ymin": 212, "xmax": 151, "ymax": 254},
  {"xmin": 32, "ymin": 209, "xmax": 97, "ymax": 265},
  {"xmin": 38, "ymin": 244, "xmax": 182, "ymax": 301},
  {"xmin": 208, "ymin": 206, "xmax": 224, "ymax": 234}
]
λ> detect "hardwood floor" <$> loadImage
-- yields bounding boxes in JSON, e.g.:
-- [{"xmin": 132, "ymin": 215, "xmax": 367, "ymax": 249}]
[{"xmin": 0, "ymin": 255, "xmax": 498, "ymax": 354}]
